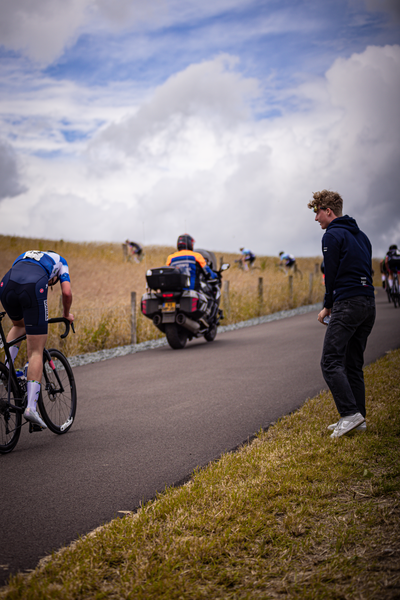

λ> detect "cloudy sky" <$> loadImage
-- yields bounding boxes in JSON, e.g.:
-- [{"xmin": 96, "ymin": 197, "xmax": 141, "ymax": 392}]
[{"xmin": 0, "ymin": 0, "xmax": 399, "ymax": 257}]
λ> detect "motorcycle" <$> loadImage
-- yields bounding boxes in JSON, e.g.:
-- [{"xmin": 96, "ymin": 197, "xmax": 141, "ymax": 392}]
[{"xmin": 140, "ymin": 249, "xmax": 230, "ymax": 349}]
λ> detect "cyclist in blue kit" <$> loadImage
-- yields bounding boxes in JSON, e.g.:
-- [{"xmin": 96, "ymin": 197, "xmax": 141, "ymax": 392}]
[{"xmin": 0, "ymin": 250, "xmax": 74, "ymax": 428}]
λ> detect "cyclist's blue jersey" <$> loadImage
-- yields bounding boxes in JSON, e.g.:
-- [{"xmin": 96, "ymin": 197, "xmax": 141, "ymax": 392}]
[
  {"xmin": 13, "ymin": 251, "xmax": 70, "ymax": 283},
  {"xmin": 242, "ymin": 248, "xmax": 255, "ymax": 259}
]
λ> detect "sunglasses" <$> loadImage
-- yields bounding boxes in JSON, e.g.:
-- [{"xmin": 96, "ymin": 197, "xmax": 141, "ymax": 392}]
[{"xmin": 313, "ymin": 206, "xmax": 327, "ymax": 213}]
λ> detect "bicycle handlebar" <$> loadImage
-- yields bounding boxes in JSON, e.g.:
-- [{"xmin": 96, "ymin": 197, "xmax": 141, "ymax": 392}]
[{"xmin": 47, "ymin": 317, "xmax": 75, "ymax": 339}]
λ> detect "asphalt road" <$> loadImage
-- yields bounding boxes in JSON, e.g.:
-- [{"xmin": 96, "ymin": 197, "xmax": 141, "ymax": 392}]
[{"xmin": 1, "ymin": 289, "xmax": 399, "ymax": 586}]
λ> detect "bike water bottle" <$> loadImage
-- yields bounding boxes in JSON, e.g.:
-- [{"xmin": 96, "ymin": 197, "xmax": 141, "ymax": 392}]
[{"xmin": 15, "ymin": 369, "xmax": 25, "ymax": 379}]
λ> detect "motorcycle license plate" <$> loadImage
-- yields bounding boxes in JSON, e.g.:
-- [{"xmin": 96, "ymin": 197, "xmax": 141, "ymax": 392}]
[{"xmin": 162, "ymin": 302, "xmax": 176, "ymax": 312}]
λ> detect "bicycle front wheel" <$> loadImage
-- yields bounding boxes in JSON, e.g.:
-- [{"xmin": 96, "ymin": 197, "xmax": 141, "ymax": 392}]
[
  {"xmin": 0, "ymin": 363, "xmax": 22, "ymax": 454},
  {"xmin": 39, "ymin": 349, "xmax": 77, "ymax": 434}
]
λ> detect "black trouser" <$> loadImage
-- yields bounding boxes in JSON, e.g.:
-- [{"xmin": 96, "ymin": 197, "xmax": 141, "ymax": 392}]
[{"xmin": 321, "ymin": 296, "xmax": 376, "ymax": 418}]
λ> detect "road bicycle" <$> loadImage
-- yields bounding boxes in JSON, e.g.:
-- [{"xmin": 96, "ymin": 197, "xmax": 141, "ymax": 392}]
[
  {"xmin": 384, "ymin": 272, "xmax": 392, "ymax": 303},
  {"xmin": 234, "ymin": 258, "xmax": 259, "ymax": 271},
  {"xmin": 275, "ymin": 263, "xmax": 303, "ymax": 279},
  {"xmin": 390, "ymin": 271, "xmax": 399, "ymax": 308},
  {"xmin": 0, "ymin": 312, "xmax": 77, "ymax": 454}
]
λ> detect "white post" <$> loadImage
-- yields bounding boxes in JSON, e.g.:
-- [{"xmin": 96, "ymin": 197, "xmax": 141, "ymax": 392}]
[
  {"xmin": 131, "ymin": 292, "xmax": 137, "ymax": 345},
  {"xmin": 223, "ymin": 280, "xmax": 230, "ymax": 318}
]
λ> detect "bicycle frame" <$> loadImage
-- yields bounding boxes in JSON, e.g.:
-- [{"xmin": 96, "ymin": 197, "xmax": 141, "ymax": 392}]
[
  {"xmin": 0, "ymin": 314, "xmax": 26, "ymax": 414},
  {"xmin": 42, "ymin": 348, "xmax": 66, "ymax": 397},
  {"xmin": 0, "ymin": 312, "xmax": 73, "ymax": 414}
]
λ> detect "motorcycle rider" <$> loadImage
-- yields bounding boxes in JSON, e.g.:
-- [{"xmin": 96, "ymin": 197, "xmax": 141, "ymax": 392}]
[
  {"xmin": 166, "ymin": 234, "xmax": 219, "ymax": 320},
  {"xmin": 166, "ymin": 234, "xmax": 218, "ymax": 289}
]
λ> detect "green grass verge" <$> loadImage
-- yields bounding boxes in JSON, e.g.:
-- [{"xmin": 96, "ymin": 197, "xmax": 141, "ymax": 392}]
[{"xmin": 2, "ymin": 350, "xmax": 399, "ymax": 599}]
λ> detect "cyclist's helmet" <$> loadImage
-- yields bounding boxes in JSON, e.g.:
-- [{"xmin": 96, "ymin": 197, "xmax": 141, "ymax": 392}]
[
  {"xmin": 389, "ymin": 244, "xmax": 398, "ymax": 251},
  {"xmin": 177, "ymin": 234, "xmax": 194, "ymax": 251}
]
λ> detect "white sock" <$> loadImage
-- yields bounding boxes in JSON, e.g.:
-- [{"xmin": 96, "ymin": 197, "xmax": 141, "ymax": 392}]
[
  {"xmin": 26, "ymin": 380, "xmax": 41, "ymax": 411},
  {"xmin": 5, "ymin": 345, "xmax": 19, "ymax": 369}
]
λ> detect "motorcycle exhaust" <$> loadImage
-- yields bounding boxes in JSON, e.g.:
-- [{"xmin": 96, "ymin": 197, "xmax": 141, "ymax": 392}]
[
  {"xmin": 176, "ymin": 313, "xmax": 200, "ymax": 333},
  {"xmin": 153, "ymin": 314, "xmax": 162, "ymax": 326}
]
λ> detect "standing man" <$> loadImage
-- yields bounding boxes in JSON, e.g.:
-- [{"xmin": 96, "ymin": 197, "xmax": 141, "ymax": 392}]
[
  {"xmin": 308, "ymin": 190, "xmax": 375, "ymax": 438},
  {"xmin": 0, "ymin": 250, "xmax": 73, "ymax": 428}
]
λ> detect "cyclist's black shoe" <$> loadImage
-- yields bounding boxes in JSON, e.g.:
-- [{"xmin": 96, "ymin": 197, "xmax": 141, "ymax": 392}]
[
  {"xmin": 24, "ymin": 407, "xmax": 47, "ymax": 429},
  {"xmin": 29, "ymin": 423, "xmax": 45, "ymax": 433}
]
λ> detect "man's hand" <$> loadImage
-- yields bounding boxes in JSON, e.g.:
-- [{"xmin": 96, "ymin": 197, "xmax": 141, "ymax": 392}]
[{"xmin": 318, "ymin": 307, "xmax": 331, "ymax": 325}]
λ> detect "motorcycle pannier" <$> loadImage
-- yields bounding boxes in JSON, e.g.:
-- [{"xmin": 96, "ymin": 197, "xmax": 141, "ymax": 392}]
[
  {"xmin": 388, "ymin": 254, "xmax": 400, "ymax": 272},
  {"xmin": 146, "ymin": 267, "xmax": 189, "ymax": 291}
]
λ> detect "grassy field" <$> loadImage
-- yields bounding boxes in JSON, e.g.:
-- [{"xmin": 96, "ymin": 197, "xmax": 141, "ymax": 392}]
[
  {"xmin": 1, "ymin": 349, "xmax": 399, "ymax": 599},
  {"xmin": 0, "ymin": 235, "xmax": 382, "ymax": 366}
]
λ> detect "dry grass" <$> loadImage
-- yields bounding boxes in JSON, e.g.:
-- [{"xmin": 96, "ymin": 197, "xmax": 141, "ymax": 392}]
[
  {"xmin": 0, "ymin": 235, "xmax": 381, "ymax": 363},
  {"xmin": 1, "ymin": 349, "xmax": 399, "ymax": 599}
]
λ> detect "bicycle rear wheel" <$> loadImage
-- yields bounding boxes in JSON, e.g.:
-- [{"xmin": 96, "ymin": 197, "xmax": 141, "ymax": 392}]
[
  {"xmin": 393, "ymin": 277, "xmax": 399, "ymax": 308},
  {"xmin": 38, "ymin": 349, "xmax": 77, "ymax": 434},
  {"xmin": 385, "ymin": 276, "xmax": 391, "ymax": 303},
  {"xmin": 0, "ymin": 363, "xmax": 22, "ymax": 454}
]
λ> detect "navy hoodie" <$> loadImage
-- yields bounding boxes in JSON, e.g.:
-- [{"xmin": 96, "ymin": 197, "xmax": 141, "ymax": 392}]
[{"xmin": 322, "ymin": 215, "xmax": 374, "ymax": 309}]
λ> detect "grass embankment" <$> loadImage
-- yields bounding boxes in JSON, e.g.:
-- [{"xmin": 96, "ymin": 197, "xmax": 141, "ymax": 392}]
[
  {"xmin": 2, "ymin": 350, "xmax": 399, "ymax": 599},
  {"xmin": 0, "ymin": 234, "xmax": 383, "ymax": 364}
]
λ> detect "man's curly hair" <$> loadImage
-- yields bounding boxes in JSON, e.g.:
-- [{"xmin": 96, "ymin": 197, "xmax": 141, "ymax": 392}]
[{"xmin": 307, "ymin": 190, "xmax": 343, "ymax": 216}]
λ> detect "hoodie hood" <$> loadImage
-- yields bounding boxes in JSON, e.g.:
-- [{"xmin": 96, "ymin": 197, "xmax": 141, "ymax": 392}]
[
  {"xmin": 321, "ymin": 214, "xmax": 374, "ymax": 308},
  {"xmin": 326, "ymin": 215, "xmax": 359, "ymax": 234}
]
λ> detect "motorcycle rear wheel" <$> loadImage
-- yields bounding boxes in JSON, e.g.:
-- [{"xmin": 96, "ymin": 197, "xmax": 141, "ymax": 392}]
[
  {"xmin": 165, "ymin": 324, "xmax": 188, "ymax": 349},
  {"xmin": 204, "ymin": 323, "xmax": 217, "ymax": 342}
]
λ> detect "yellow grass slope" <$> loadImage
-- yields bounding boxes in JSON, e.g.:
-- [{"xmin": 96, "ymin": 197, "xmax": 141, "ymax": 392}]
[{"xmin": 0, "ymin": 235, "xmax": 381, "ymax": 361}]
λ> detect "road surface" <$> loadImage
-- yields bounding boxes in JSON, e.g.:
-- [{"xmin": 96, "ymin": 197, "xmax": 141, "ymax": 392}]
[{"xmin": 1, "ymin": 289, "xmax": 399, "ymax": 586}]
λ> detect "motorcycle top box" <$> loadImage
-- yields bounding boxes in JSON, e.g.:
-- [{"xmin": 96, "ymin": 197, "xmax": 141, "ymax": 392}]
[{"xmin": 146, "ymin": 267, "xmax": 189, "ymax": 291}]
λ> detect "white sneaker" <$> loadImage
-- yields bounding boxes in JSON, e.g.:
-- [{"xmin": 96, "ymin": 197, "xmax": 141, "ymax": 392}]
[
  {"xmin": 327, "ymin": 420, "xmax": 367, "ymax": 433},
  {"xmin": 24, "ymin": 407, "xmax": 47, "ymax": 429},
  {"xmin": 330, "ymin": 413, "xmax": 365, "ymax": 438}
]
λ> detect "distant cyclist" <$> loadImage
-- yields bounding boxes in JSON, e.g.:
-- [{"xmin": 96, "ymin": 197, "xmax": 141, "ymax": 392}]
[
  {"xmin": 125, "ymin": 240, "xmax": 143, "ymax": 263},
  {"xmin": 279, "ymin": 251, "xmax": 296, "ymax": 274},
  {"xmin": 0, "ymin": 251, "xmax": 74, "ymax": 428},
  {"xmin": 238, "ymin": 248, "xmax": 256, "ymax": 271},
  {"xmin": 384, "ymin": 244, "xmax": 400, "ymax": 291}
]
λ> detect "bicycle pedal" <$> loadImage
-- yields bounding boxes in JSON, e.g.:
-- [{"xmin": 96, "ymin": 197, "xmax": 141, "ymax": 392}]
[{"xmin": 29, "ymin": 423, "xmax": 44, "ymax": 433}]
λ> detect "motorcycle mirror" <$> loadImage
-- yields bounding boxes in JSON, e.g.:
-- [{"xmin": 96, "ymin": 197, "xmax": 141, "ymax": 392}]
[{"xmin": 220, "ymin": 263, "xmax": 230, "ymax": 271}]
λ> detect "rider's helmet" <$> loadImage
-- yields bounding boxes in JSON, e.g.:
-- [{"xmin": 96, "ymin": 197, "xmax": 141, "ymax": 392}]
[
  {"xmin": 389, "ymin": 244, "xmax": 398, "ymax": 251},
  {"xmin": 177, "ymin": 234, "xmax": 194, "ymax": 251}
]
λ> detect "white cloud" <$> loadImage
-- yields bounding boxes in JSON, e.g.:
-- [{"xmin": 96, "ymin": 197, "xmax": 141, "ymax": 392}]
[
  {"xmin": 0, "ymin": 0, "xmax": 270, "ymax": 65},
  {"xmin": 0, "ymin": 139, "xmax": 27, "ymax": 200},
  {"xmin": 87, "ymin": 55, "xmax": 259, "ymax": 169},
  {"xmin": 1, "ymin": 45, "xmax": 399, "ymax": 258},
  {"xmin": 0, "ymin": 0, "xmax": 91, "ymax": 63}
]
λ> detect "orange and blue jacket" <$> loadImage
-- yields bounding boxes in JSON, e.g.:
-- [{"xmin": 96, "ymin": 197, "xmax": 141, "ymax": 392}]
[{"xmin": 166, "ymin": 250, "xmax": 217, "ymax": 289}]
